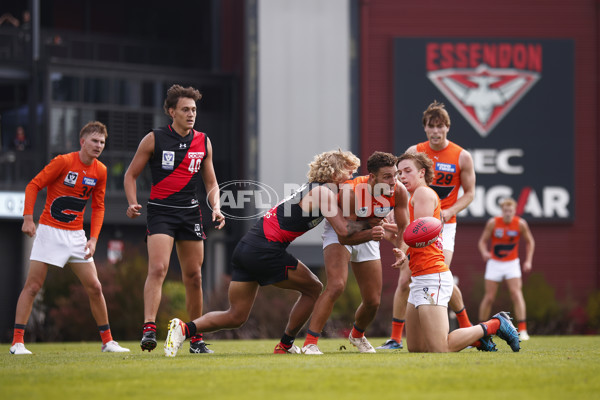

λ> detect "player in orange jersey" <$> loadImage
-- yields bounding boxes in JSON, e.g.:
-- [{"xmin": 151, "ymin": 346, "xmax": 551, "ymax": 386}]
[
  {"xmin": 379, "ymin": 101, "xmax": 476, "ymax": 350},
  {"xmin": 9, "ymin": 121, "xmax": 129, "ymax": 355},
  {"xmin": 478, "ymin": 197, "xmax": 535, "ymax": 341},
  {"xmin": 301, "ymin": 151, "xmax": 409, "ymax": 355},
  {"xmin": 393, "ymin": 152, "xmax": 519, "ymax": 352}
]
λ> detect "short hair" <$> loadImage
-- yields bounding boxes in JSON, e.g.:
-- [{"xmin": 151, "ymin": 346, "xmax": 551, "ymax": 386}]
[
  {"xmin": 366, "ymin": 151, "xmax": 397, "ymax": 174},
  {"xmin": 163, "ymin": 84, "xmax": 202, "ymax": 116},
  {"xmin": 307, "ymin": 149, "xmax": 360, "ymax": 183},
  {"xmin": 396, "ymin": 151, "xmax": 434, "ymax": 186},
  {"xmin": 500, "ymin": 197, "xmax": 517, "ymax": 208},
  {"xmin": 422, "ymin": 100, "xmax": 451, "ymax": 127},
  {"xmin": 80, "ymin": 121, "xmax": 108, "ymax": 139}
]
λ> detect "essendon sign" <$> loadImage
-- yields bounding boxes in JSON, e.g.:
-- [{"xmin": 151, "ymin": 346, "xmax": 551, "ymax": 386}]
[{"xmin": 393, "ymin": 38, "xmax": 574, "ymax": 222}]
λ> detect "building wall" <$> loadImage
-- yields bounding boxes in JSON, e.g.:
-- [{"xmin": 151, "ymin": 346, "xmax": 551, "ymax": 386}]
[
  {"xmin": 359, "ymin": 0, "xmax": 599, "ymax": 305},
  {"xmin": 258, "ymin": 0, "xmax": 351, "ymax": 250}
]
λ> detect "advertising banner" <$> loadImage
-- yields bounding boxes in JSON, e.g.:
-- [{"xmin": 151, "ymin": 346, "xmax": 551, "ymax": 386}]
[{"xmin": 393, "ymin": 38, "xmax": 574, "ymax": 222}]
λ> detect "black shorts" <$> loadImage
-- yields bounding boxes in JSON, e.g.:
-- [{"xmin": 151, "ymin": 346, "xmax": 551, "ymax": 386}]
[
  {"xmin": 146, "ymin": 203, "xmax": 206, "ymax": 240},
  {"xmin": 231, "ymin": 241, "xmax": 299, "ymax": 286}
]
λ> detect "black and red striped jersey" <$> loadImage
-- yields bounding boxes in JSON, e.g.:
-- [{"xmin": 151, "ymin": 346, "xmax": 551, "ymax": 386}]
[
  {"xmin": 148, "ymin": 125, "xmax": 208, "ymax": 208},
  {"xmin": 242, "ymin": 182, "xmax": 326, "ymax": 248}
]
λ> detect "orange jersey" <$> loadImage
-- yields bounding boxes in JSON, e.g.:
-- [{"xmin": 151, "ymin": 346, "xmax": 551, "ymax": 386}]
[
  {"xmin": 490, "ymin": 216, "xmax": 521, "ymax": 261},
  {"xmin": 344, "ymin": 175, "xmax": 396, "ymax": 219},
  {"xmin": 416, "ymin": 140, "xmax": 463, "ymax": 223},
  {"xmin": 23, "ymin": 152, "xmax": 107, "ymax": 239},
  {"xmin": 407, "ymin": 188, "xmax": 448, "ymax": 276}
]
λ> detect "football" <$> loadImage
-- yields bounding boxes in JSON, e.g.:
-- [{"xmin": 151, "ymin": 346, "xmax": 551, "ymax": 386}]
[{"xmin": 403, "ymin": 216, "xmax": 442, "ymax": 248}]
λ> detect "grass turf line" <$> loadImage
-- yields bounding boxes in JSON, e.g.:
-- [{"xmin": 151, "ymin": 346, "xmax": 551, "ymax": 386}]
[{"xmin": 1, "ymin": 336, "xmax": 599, "ymax": 400}]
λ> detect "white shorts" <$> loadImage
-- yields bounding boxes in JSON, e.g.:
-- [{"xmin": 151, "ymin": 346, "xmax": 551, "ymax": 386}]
[
  {"xmin": 322, "ymin": 220, "xmax": 380, "ymax": 263},
  {"xmin": 484, "ymin": 258, "xmax": 522, "ymax": 282},
  {"xmin": 408, "ymin": 271, "xmax": 453, "ymax": 308},
  {"xmin": 441, "ymin": 222, "xmax": 456, "ymax": 253},
  {"xmin": 30, "ymin": 224, "xmax": 93, "ymax": 267}
]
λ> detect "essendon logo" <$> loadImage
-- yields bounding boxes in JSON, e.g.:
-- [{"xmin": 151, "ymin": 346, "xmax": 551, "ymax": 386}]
[{"xmin": 426, "ymin": 42, "xmax": 542, "ymax": 137}]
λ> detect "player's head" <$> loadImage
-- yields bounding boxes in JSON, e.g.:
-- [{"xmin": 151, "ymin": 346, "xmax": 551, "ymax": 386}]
[
  {"xmin": 163, "ymin": 84, "xmax": 202, "ymax": 116},
  {"xmin": 500, "ymin": 197, "xmax": 517, "ymax": 220},
  {"xmin": 422, "ymin": 100, "xmax": 451, "ymax": 128},
  {"xmin": 79, "ymin": 121, "xmax": 107, "ymax": 159},
  {"xmin": 396, "ymin": 151, "xmax": 434, "ymax": 191},
  {"xmin": 164, "ymin": 85, "xmax": 202, "ymax": 130},
  {"xmin": 307, "ymin": 149, "xmax": 360, "ymax": 184},
  {"xmin": 367, "ymin": 151, "xmax": 398, "ymax": 193},
  {"xmin": 80, "ymin": 121, "xmax": 108, "ymax": 140}
]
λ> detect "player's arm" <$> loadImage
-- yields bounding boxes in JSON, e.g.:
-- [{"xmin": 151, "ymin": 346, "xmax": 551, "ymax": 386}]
[
  {"xmin": 21, "ymin": 156, "xmax": 65, "ymax": 237},
  {"xmin": 86, "ymin": 164, "xmax": 107, "ymax": 259},
  {"xmin": 124, "ymin": 132, "xmax": 154, "ymax": 219},
  {"xmin": 443, "ymin": 149, "xmax": 475, "ymax": 222},
  {"xmin": 200, "ymin": 137, "xmax": 225, "ymax": 230},
  {"xmin": 316, "ymin": 185, "xmax": 382, "ymax": 243},
  {"xmin": 478, "ymin": 218, "xmax": 495, "ymax": 262},
  {"xmin": 412, "ymin": 186, "xmax": 437, "ymax": 219},
  {"xmin": 520, "ymin": 218, "xmax": 535, "ymax": 272},
  {"xmin": 336, "ymin": 185, "xmax": 384, "ymax": 245},
  {"xmin": 389, "ymin": 183, "xmax": 410, "ymax": 267}
]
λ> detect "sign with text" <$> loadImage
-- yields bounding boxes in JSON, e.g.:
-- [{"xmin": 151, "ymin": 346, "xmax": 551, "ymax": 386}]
[{"xmin": 393, "ymin": 38, "xmax": 574, "ymax": 222}]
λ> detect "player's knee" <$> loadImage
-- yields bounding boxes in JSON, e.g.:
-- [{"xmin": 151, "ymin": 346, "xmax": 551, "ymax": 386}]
[
  {"xmin": 307, "ymin": 279, "xmax": 323, "ymax": 299},
  {"xmin": 85, "ymin": 280, "xmax": 103, "ymax": 297},
  {"xmin": 148, "ymin": 263, "xmax": 169, "ymax": 280},
  {"xmin": 323, "ymin": 280, "xmax": 346, "ymax": 299},
  {"xmin": 23, "ymin": 281, "xmax": 43, "ymax": 297}
]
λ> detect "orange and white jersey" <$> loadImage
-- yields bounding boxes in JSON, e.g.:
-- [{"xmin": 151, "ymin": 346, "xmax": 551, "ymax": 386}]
[
  {"xmin": 416, "ymin": 140, "xmax": 463, "ymax": 223},
  {"xmin": 490, "ymin": 216, "xmax": 521, "ymax": 261},
  {"xmin": 344, "ymin": 175, "xmax": 396, "ymax": 219},
  {"xmin": 23, "ymin": 152, "xmax": 107, "ymax": 238},
  {"xmin": 407, "ymin": 188, "xmax": 449, "ymax": 277}
]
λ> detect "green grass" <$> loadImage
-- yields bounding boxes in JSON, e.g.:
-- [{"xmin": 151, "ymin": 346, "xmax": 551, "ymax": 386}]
[{"xmin": 2, "ymin": 336, "xmax": 599, "ymax": 400}]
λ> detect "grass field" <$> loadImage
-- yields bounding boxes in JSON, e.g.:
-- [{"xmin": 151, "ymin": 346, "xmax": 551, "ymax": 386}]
[{"xmin": 2, "ymin": 336, "xmax": 599, "ymax": 400}]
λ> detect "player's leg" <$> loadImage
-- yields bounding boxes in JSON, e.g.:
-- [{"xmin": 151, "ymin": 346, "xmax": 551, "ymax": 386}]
[
  {"xmin": 194, "ymin": 280, "xmax": 260, "ymax": 332},
  {"xmin": 304, "ymin": 243, "xmax": 350, "ymax": 347},
  {"xmin": 176, "ymin": 240, "xmax": 205, "ymax": 320},
  {"xmin": 11, "ymin": 260, "xmax": 48, "ymax": 354},
  {"xmin": 140, "ymin": 233, "xmax": 174, "ymax": 350},
  {"xmin": 405, "ymin": 302, "xmax": 427, "ymax": 352},
  {"xmin": 506, "ymin": 276, "xmax": 528, "ymax": 338},
  {"xmin": 479, "ymin": 279, "xmax": 500, "ymax": 321},
  {"xmin": 70, "ymin": 260, "xmax": 129, "ymax": 352},
  {"xmin": 145, "ymin": 234, "xmax": 174, "ymax": 322},
  {"xmin": 347, "ymin": 258, "xmax": 381, "ymax": 353},
  {"xmin": 165, "ymin": 280, "xmax": 259, "ymax": 357},
  {"xmin": 274, "ymin": 260, "xmax": 323, "ymax": 337},
  {"xmin": 416, "ymin": 305, "xmax": 451, "ymax": 352},
  {"xmin": 378, "ymin": 260, "xmax": 410, "ymax": 349},
  {"xmin": 273, "ymin": 260, "xmax": 322, "ymax": 354}
]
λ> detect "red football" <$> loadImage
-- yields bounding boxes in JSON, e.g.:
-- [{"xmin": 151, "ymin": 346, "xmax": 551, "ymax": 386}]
[{"xmin": 403, "ymin": 216, "xmax": 443, "ymax": 248}]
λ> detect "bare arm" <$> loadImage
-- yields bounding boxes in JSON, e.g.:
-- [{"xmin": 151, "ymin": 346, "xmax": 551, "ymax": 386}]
[
  {"xmin": 124, "ymin": 132, "xmax": 154, "ymax": 219},
  {"xmin": 200, "ymin": 138, "xmax": 225, "ymax": 229},
  {"xmin": 314, "ymin": 185, "xmax": 383, "ymax": 244},
  {"xmin": 443, "ymin": 149, "xmax": 475, "ymax": 222},
  {"xmin": 478, "ymin": 218, "xmax": 495, "ymax": 262},
  {"xmin": 389, "ymin": 183, "xmax": 410, "ymax": 268},
  {"xmin": 335, "ymin": 186, "xmax": 384, "ymax": 245},
  {"xmin": 520, "ymin": 218, "xmax": 535, "ymax": 272}
]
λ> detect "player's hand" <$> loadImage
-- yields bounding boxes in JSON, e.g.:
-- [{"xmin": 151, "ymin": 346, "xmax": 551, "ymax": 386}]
[
  {"xmin": 441, "ymin": 208, "xmax": 455, "ymax": 223},
  {"xmin": 22, "ymin": 216, "xmax": 36, "ymax": 237},
  {"xmin": 367, "ymin": 217, "xmax": 384, "ymax": 227},
  {"xmin": 370, "ymin": 225, "xmax": 384, "ymax": 241},
  {"xmin": 522, "ymin": 261, "xmax": 532, "ymax": 273},
  {"xmin": 391, "ymin": 247, "xmax": 407, "ymax": 268},
  {"xmin": 213, "ymin": 209, "xmax": 225, "ymax": 230},
  {"xmin": 481, "ymin": 250, "xmax": 491, "ymax": 262},
  {"xmin": 84, "ymin": 237, "xmax": 97, "ymax": 259},
  {"xmin": 126, "ymin": 204, "xmax": 142, "ymax": 219}
]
